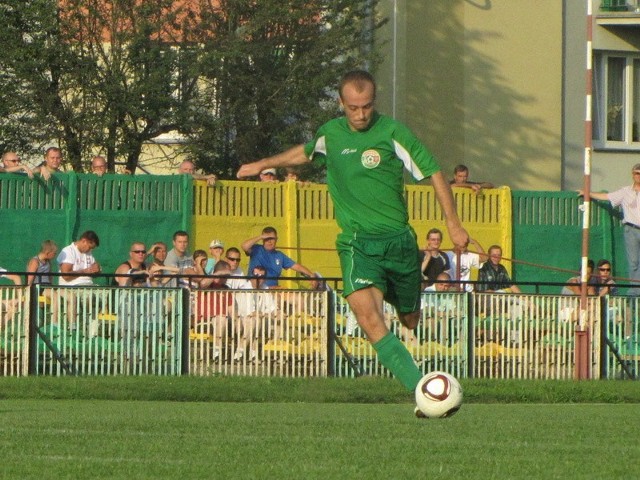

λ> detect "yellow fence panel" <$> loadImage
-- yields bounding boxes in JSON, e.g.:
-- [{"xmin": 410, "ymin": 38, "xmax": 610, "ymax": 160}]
[{"xmin": 192, "ymin": 181, "xmax": 513, "ymax": 285}]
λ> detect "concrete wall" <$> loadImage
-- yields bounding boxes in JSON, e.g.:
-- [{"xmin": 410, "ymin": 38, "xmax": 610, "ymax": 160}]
[{"xmin": 376, "ymin": 0, "xmax": 563, "ymax": 190}]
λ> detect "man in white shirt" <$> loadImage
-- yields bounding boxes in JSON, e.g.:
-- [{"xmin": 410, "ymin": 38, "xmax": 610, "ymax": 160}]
[
  {"xmin": 447, "ymin": 238, "xmax": 486, "ymax": 292},
  {"xmin": 57, "ymin": 231, "xmax": 101, "ymax": 286},
  {"xmin": 580, "ymin": 163, "xmax": 640, "ymax": 295}
]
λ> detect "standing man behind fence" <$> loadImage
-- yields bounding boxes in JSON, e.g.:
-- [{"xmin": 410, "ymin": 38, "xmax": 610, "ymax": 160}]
[
  {"xmin": 580, "ymin": 164, "xmax": 640, "ymax": 295},
  {"xmin": 237, "ymin": 70, "xmax": 468, "ymax": 414}
]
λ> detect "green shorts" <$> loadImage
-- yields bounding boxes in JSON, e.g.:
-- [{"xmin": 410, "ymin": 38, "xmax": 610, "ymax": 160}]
[{"xmin": 337, "ymin": 227, "xmax": 422, "ymax": 314}]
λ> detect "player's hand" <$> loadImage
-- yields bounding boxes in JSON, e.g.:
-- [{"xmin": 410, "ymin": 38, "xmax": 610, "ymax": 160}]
[
  {"xmin": 237, "ymin": 162, "xmax": 263, "ymax": 179},
  {"xmin": 447, "ymin": 221, "xmax": 469, "ymax": 251}
]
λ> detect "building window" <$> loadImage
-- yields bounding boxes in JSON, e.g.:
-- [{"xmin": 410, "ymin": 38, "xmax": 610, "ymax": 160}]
[{"xmin": 593, "ymin": 52, "xmax": 640, "ymax": 149}]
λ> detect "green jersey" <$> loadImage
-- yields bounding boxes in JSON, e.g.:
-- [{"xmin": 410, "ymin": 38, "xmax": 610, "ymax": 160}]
[{"xmin": 304, "ymin": 112, "xmax": 440, "ymax": 235}]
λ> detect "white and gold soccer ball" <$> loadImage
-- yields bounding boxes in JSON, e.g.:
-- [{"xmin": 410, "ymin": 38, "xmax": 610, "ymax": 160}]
[{"xmin": 415, "ymin": 371, "xmax": 463, "ymax": 418}]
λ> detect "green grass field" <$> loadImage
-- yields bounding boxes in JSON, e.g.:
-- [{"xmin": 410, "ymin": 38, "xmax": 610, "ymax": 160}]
[{"xmin": 0, "ymin": 377, "xmax": 639, "ymax": 479}]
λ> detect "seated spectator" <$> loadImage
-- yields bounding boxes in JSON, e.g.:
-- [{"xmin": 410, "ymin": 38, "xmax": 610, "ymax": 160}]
[
  {"xmin": 561, "ymin": 260, "xmax": 597, "ymax": 295},
  {"xmin": 164, "ymin": 230, "xmax": 197, "ymax": 288},
  {"xmin": 114, "ymin": 242, "xmax": 154, "ymax": 287},
  {"xmin": 421, "ymin": 228, "xmax": 451, "ymax": 287},
  {"xmin": 91, "ymin": 156, "xmax": 107, "ymax": 176},
  {"xmin": 242, "ymin": 226, "xmax": 314, "ymax": 288},
  {"xmin": 26, "ymin": 240, "xmax": 58, "ymax": 286},
  {"xmin": 450, "ymin": 164, "xmax": 494, "ymax": 193},
  {"xmin": 205, "ymin": 239, "xmax": 224, "ymax": 274},
  {"xmin": 192, "ymin": 249, "xmax": 210, "ymax": 288},
  {"xmin": 233, "ymin": 265, "xmax": 276, "ymax": 362},
  {"xmin": 223, "ymin": 247, "xmax": 246, "ymax": 289},
  {"xmin": 477, "ymin": 245, "xmax": 521, "ymax": 293},
  {"xmin": 259, "ymin": 168, "xmax": 278, "ymax": 182},
  {"xmin": 595, "ymin": 259, "xmax": 618, "ymax": 296},
  {"xmin": 178, "ymin": 160, "xmax": 216, "ymax": 186},
  {"xmin": 1, "ymin": 152, "xmax": 34, "ymax": 178},
  {"xmin": 195, "ymin": 260, "xmax": 233, "ymax": 362},
  {"xmin": 57, "ymin": 230, "xmax": 101, "ymax": 286},
  {"xmin": 422, "ymin": 272, "xmax": 457, "ymax": 343},
  {"xmin": 447, "ymin": 237, "xmax": 485, "ymax": 292},
  {"xmin": 146, "ymin": 242, "xmax": 176, "ymax": 287}
]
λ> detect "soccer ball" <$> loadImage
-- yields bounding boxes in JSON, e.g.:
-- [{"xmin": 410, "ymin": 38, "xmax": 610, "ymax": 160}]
[{"xmin": 415, "ymin": 371, "xmax": 463, "ymax": 418}]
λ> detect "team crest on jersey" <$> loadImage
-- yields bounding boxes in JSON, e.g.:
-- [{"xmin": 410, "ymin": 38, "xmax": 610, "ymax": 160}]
[{"xmin": 361, "ymin": 149, "xmax": 381, "ymax": 169}]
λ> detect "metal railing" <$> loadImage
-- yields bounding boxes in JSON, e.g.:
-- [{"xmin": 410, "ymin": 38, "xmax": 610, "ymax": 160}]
[{"xmin": 0, "ymin": 284, "xmax": 636, "ymax": 380}]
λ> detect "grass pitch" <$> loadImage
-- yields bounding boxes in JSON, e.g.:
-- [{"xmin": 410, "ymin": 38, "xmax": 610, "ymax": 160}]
[{"xmin": 0, "ymin": 377, "xmax": 638, "ymax": 479}]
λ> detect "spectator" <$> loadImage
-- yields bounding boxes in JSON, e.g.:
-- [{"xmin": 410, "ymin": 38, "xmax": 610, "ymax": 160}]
[
  {"xmin": 164, "ymin": 230, "xmax": 197, "ymax": 288},
  {"xmin": 114, "ymin": 242, "xmax": 152, "ymax": 287},
  {"xmin": 421, "ymin": 228, "xmax": 451, "ymax": 287},
  {"xmin": 259, "ymin": 168, "xmax": 278, "ymax": 182},
  {"xmin": 149, "ymin": 242, "xmax": 168, "ymax": 267},
  {"xmin": 447, "ymin": 237, "xmax": 485, "ymax": 292},
  {"xmin": 477, "ymin": 245, "xmax": 521, "ymax": 293},
  {"xmin": 233, "ymin": 264, "xmax": 275, "ymax": 362},
  {"xmin": 205, "ymin": 239, "xmax": 224, "ymax": 274},
  {"xmin": 178, "ymin": 160, "xmax": 216, "ymax": 186},
  {"xmin": 580, "ymin": 166, "xmax": 640, "ymax": 295},
  {"xmin": 26, "ymin": 240, "xmax": 58, "ymax": 286},
  {"xmin": 1, "ymin": 152, "xmax": 34, "ymax": 178},
  {"xmin": 192, "ymin": 249, "xmax": 210, "ymax": 288},
  {"xmin": 225, "ymin": 247, "xmax": 244, "ymax": 274},
  {"xmin": 57, "ymin": 230, "xmax": 101, "ymax": 286},
  {"xmin": 422, "ymin": 272, "xmax": 457, "ymax": 343},
  {"xmin": 195, "ymin": 260, "xmax": 233, "ymax": 362},
  {"xmin": 285, "ymin": 167, "xmax": 312, "ymax": 187},
  {"xmin": 285, "ymin": 168, "xmax": 300, "ymax": 182},
  {"xmin": 450, "ymin": 164, "xmax": 494, "ymax": 193},
  {"xmin": 148, "ymin": 241, "xmax": 180, "ymax": 287},
  {"xmin": 561, "ymin": 260, "xmax": 597, "ymax": 295},
  {"xmin": 595, "ymin": 259, "xmax": 618, "ymax": 297},
  {"xmin": 37, "ymin": 147, "xmax": 63, "ymax": 179},
  {"xmin": 241, "ymin": 226, "xmax": 314, "ymax": 288},
  {"xmin": 91, "ymin": 156, "xmax": 107, "ymax": 176}
]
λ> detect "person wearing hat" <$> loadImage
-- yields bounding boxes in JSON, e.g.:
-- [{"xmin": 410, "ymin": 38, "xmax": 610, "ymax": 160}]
[
  {"xmin": 259, "ymin": 168, "xmax": 278, "ymax": 182},
  {"xmin": 580, "ymin": 163, "xmax": 640, "ymax": 295},
  {"xmin": 205, "ymin": 239, "xmax": 224, "ymax": 274}
]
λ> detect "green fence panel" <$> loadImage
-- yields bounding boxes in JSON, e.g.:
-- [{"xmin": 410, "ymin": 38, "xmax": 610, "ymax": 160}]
[
  {"xmin": 0, "ymin": 173, "xmax": 191, "ymax": 281},
  {"xmin": 512, "ymin": 191, "xmax": 626, "ymax": 294}
]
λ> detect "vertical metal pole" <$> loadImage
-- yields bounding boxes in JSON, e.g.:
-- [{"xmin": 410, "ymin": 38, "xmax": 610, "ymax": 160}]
[
  {"xmin": 576, "ymin": 0, "xmax": 594, "ymax": 379},
  {"xmin": 327, "ymin": 290, "xmax": 336, "ymax": 377},
  {"xmin": 181, "ymin": 287, "xmax": 190, "ymax": 375},
  {"xmin": 466, "ymin": 292, "xmax": 475, "ymax": 378}
]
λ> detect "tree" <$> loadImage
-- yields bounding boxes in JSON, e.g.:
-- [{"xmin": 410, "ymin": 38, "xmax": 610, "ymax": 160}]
[
  {"xmin": 188, "ymin": 0, "xmax": 384, "ymax": 179},
  {"xmin": 0, "ymin": 0, "xmax": 383, "ymax": 175},
  {"xmin": 0, "ymin": 0, "xmax": 202, "ymax": 172}
]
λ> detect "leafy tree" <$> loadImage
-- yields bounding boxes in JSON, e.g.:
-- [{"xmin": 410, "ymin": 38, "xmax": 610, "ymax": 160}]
[
  {"xmin": 189, "ymin": 0, "xmax": 384, "ymax": 180},
  {"xmin": 0, "ymin": 0, "xmax": 383, "ymax": 176}
]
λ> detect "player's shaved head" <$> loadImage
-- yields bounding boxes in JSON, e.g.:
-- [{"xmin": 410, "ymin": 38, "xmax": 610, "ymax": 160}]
[{"xmin": 339, "ymin": 70, "xmax": 376, "ymax": 100}]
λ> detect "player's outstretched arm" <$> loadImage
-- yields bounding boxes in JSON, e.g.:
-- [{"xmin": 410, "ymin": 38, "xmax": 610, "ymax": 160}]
[
  {"xmin": 236, "ymin": 145, "xmax": 309, "ymax": 179},
  {"xmin": 430, "ymin": 170, "xmax": 469, "ymax": 250}
]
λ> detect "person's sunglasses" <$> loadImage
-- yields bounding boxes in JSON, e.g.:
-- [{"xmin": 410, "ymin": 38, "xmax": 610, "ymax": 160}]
[
  {"xmin": 599, "ymin": 268, "xmax": 611, "ymax": 272},
  {"xmin": 131, "ymin": 250, "xmax": 147, "ymax": 254},
  {"xmin": 226, "ymin": 257, "xmax": 240, "ymax": 261}
]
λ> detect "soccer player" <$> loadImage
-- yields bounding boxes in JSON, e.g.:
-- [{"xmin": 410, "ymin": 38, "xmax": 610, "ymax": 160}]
[{"xmin": 237, "ymin": 70, "xmax": 469, "ymax": 410}]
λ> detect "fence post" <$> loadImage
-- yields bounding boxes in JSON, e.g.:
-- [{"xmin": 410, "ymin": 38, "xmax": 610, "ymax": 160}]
[
  {"xmin": 180, "ymin": 288, "xmax": 190, "ymax": 375},
  {"xmin": 327, "ymin": 290, "xmax": 336, "ymax": 377},
  {"xmin": 466, "ymin": 292, "xmax": 475, "ymax": 378},
  {"xmin": 28, "ymin": 283, "xmax": 38, "ymax": 376},
  {"xmin": 599, "ymin": 296, "xmax": 608, "ymax": 379}
]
